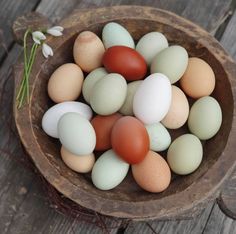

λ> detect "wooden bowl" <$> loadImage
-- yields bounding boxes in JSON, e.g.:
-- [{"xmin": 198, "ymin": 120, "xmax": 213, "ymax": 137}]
[{"xmin": 13, "ymin": 6, "xmax": 236, "ymax": 220}]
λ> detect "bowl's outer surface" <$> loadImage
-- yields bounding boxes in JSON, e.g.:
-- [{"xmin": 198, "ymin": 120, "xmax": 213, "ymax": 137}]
[{"xmin": 14, "ymin": 6, "xmax": 236, "ymax": 220}]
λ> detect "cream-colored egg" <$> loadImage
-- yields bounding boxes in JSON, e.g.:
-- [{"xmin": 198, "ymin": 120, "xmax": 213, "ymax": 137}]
[
  {"xmin": 61, "ymin": 146, "xmax": 95, "ymax": 173},
  {"xmin": 161, "ymin": 85, "xmax": 189, "ymax": 129},
  {"xmin": 73, "ymin": 31, "xmax": 105, "ymax": 72},
  {"xmin": 47, "ymin": 63, "xmax": 84, "ymax": 103}
]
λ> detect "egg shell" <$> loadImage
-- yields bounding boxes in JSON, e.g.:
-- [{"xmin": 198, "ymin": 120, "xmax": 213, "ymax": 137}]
[
  {"xmin": 102, "ymin": 22, "xmax": 135, "ymax": 49},
  {"xmin": 58, "ymin": 112, "xmax": 96, "ymax": 155},
  {"xmin": 132, "ymin": 151, "xmax": 171, "ymax": 193},
  {"xmin": 102, "ymin": 46, "xmax": 147, "ymax": 81},
  {"xmin": 91, "ymin": 113, "xmax": 122, "ymax": 151},
  {"xmin": 92, "ymin": 149, "xmax": 129, "ymax": 190},
  {"xmin": 136, "ymin": 32, "xmax": 168, "ymax": 66},
  {"xmin": 42, "ymin": 101, "xmax": 92, "ymax": 138},
  {"xmin": 119, "ymin": 80, "xmax": 143, "ymax": 116},
  {"xmin": 61, "ymin": 146, "xmax": 95, "ymax": 173},
  {"xmin": 133, "ymin": 73, "xmax": 172, "ymax": 124},
  {"xmin": 151, "ymin": 45, "xmax": 188, "ymax": 84},
  {"xmin": 161, "ymin": 85, "xmax": 189, "ymax": 129},
  {"xmin": 90, "ymin": 73, "xmax": 127, "ymax": 115},
  {"xmin": 180, "ymin": 57, "xmax": 216, "ymax": 98},
  {"xmin": 111, "ymin": 116, "xmax": 150, "ymax": 164},
  {"xmin": 167, "ymin": 134, "xmax": 203, "ymax": 175},
  {"xmin": 73, "ymin": 31, "xmax": 105, "ymax": 72},
  {"xmin": 188, "ymin": 96, "xmax": 222, "ymax": 140},
  {"xmin": 47, "ymin": 63, "xmax": 84, "ymax": 103},
  {"xmin": 82, "ymin": 67, "xmax": 108, "ymax": 103},
  {"xmin": 145, "ymin": 123, "xmax": 171, "ymax": 152}
]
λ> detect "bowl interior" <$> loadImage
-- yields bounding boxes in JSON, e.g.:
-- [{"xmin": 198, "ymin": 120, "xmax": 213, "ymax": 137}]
[{"xmin": 30, "ymin": 18, "xmax": 233, "ymax": 203}]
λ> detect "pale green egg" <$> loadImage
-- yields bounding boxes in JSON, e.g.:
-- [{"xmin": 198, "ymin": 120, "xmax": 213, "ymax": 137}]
[
  {"xmin": 136, "ymin": 32, "xmax": 168, "ymax": 66},
  {"xmin": 92, "ymin": 149, "xmax": 129, "ymax": 190},
  {"xmin": 167, "ymin": 134, "xmax": 203, "ymax": 175},
  {"xmin": 58, "ymin": 112, "xmax": 96, "ymax": 155},
  {"xmin": 82, "ymin": 67, "xmax": 108, "ymax": 103},
  {"xmin": 102, "ymin": 22, "xmax": 135, "ymax": 49},
  {"xmin": 145, "ymin": 122, "xmax": 171, "ymax": 152},
  {"xmin": 151, "ymin": 45, "xmax": 188, "ymax": 84},
  {"xmin": 188, "ymin": 96, "xmax": 222, "ymax": 140},
  {"xmin": 119, "ymin": 80, "xmax": 142, "ymax": 116},
  {"xmin": 90, "ymin": 73, "xmax": 127, "ymax": 115}
]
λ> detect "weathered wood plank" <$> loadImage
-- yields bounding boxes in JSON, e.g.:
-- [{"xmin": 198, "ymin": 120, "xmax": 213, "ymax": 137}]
[
  {"xmin": 0, "ymin": 0, "xmax": 39, "ymax": 65},
  {"xmin": 125, "ymin": 202, "xmax": 214, "ymax": 234},
  {"xmin": 203, "ymin": 203, "xmax": 236, "ymax": 234},
  {"xmin": 0, "ymin": 0, "xmax": 235, "ymax": 234},
  {"xmin": 215, "ymin": 9, "xmax": 236, "ymax": 220}
]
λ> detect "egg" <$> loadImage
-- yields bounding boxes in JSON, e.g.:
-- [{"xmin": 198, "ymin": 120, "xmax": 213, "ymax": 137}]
[
  {"xmin": 133, "ymin": 73, "xmax": 172, "ymax": 124},
  {"xmin": 161, "ymin": 85, "xmax": 189, "ymax": 129},
  {"xmin": 136, "ymin": 32, "xmax": 168, "ymax": 66},
  {"xmin": 90, "ymin": 73, "xmax": 127, "ymax": 115},
  {"xmin": 102, "ymin": 22, "xmax": 135, "ymax": 49},
  {"xmin": 92, "ymin": 149, "xmax": 129, "ymax": 190},
  {"xmin": 188, "ymin": 96, "xmax": 222, "ymax": 140},
  {"xmin": 132, "ymin": 151, "xmax": 171, "ymax": 193},
  {"xmin": 82, "ymin": 67, "xmax": 108, "ymax": 103},
  {"xmin": 167, "ymin": 134, "xmax": 203, "ymax": 175},
  {"xmin": 73, "ymin": 31, "xmax": 105, "ymax": 72},
  {"xmin": 42, "ymin": 101, "xmax": 92, "ymax": 138},
  {"xmin": 61, "ymin": 146, "xmax": 95, "ymax": 173},
  {"xmin": 91, "ymin": 113, "xmax": 122, "ymax": 151},
  {"xmin": 180, "ymin": 57, "xmax": 216, "ymax": 98},
  {"xmin": 151, "ymin": 45, "xmax": 188, "ymax": 84},
  {"xmin": 111, "ymin": 116, "xmax": 149, "ymax": 164},
  {"xmin": 119, "ymin": 80, "xmax": 142, "ymax": 116},
  {"xmin": 145, "ymin": 123, "xmax": 171, "ymax": 152},
  {"xmin": 47, "ymin": 63, "xmax": 84, "ymax": 103},
  {"xmin": 102, "ymin": 46, "xmax": 147, "ymax": 81},
  {"xmin": 58, "ymin": 112, "xmax": 96, "ymax": 155}
]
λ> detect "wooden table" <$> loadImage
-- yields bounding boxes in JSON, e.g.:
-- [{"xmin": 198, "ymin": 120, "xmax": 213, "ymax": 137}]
[{"xmin": 0, "ymin": 0, "xmax": 236, "ymax": 233}]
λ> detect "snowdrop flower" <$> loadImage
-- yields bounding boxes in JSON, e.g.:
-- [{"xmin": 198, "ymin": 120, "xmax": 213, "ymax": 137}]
[
  {"xmin": 32, "ymin": 31, "xmax": 46, "ymax": 44},
  {"xmin": 47, "ymin": 26, "xmax": 64, "ymax": 36},
  {"xmin": 42, "ymin": 43, "xmax": 53, "ymax": 58}
]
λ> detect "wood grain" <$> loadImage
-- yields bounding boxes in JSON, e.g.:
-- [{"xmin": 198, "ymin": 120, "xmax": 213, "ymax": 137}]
[
  {"xmin": 0, "ymin": 0, "xmax": 39, "ymax": 65},
  {"xmin": 0, "ymin": 0, "xmax": 236, "ymax": 233}
]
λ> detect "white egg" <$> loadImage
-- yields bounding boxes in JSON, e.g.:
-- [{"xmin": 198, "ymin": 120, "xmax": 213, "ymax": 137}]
[
  {"xmin": 92, "ymin": 149, "xmax": 129, "ymax": 190},
  {"xmin": 102, "ymin": 22, "xmax": 135, "ymax": 49},
  {"xmin": 133, "ymin": 73, "xmax": 172, "ymax": 124},
  {"xmin": 58, "ymin": 112, "xmax": 96, "ymax": 155},
  {"xmin": 136, "ymin": 32, "xmax": 168, "ymax": 66},
  {"xmin": 42, "ymin": 101, "xmax": 93, "ymax": 138}
]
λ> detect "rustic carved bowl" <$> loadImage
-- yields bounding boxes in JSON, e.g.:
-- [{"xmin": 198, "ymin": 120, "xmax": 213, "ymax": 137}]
[{"xmin": 13, "ymin": 6, "xmax": 236, "ymax": 220}]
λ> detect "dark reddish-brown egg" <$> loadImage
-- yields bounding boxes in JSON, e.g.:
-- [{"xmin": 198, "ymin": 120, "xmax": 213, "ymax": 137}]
[
  {"xmin": 111, "ymin": 116, "xmax": 149, "ymax": 164},
  {"xmin": 102, "ymin": 46, "xmax": 147, "ymax": 81},
  {"xmin": 132, "ymin": 151, "xmax": 171, "ymax": 193},
  {"xmin": 91, "ymin": 113, "xmax": 122, "ymax": 151}
]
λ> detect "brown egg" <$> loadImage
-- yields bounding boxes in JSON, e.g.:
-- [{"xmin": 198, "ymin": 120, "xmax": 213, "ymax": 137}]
[
  {"xmin": 61, "ymin": 146, "xmax": 95, "ymax": 173},
  {"xmin": 91, "ymin": 113, "xmax": 122, "ymax": 151},
  {"xmin": 132, "ymin": 151, "xmax": 171, "ymax": 193},
  {"xmin": 73, "ymin": 31, "xmax": 105, "ymax": 72},
  {"xmin": 180, "ymin": 57, "xmax": 215, "ymax": 98},
  {"xmin": 48, "ymin": 63, "xmax": 84, "ymax": 103},
  {"xmin": 161, "ymin": 85, "xmax": 189, "ymax": 129}
]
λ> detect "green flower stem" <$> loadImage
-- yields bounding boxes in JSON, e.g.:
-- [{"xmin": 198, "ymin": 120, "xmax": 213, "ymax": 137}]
[{"xmin": 17, "ymin": 29, "xmax": 39, "ymax": 108}]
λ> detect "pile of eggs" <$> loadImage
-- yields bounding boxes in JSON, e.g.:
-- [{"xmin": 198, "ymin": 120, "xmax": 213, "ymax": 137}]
[{"xmin": 42, "ymin": 22, "xmax": 222, "ymax": 193}]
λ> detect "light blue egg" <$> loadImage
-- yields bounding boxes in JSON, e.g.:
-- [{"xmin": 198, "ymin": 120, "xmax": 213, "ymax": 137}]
[
  {"xmin": 102, "ymin": 22, "xmax": 135, "ymax": 49},
  {"xmin": 92, "ymin": 149, "xmax": 129, "ymax": 190}
]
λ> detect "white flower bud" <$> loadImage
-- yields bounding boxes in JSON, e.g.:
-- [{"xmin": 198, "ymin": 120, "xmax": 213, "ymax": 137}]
[
  {"xmin": 42, "ymin": 43, "xmax": 53, "ymax": 58},
  {"xmin": 47, "ymin": 26, "xmax": 64, "ymax": 36},
  {"xmin": 32, "ymin": 31, "xmax": 46, "ymax": 44}
]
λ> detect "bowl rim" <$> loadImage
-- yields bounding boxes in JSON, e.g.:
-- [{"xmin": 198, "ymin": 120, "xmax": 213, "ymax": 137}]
[{"xmin": 14, "ymin": 5, "xmax": 236, "ymax": 220}]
